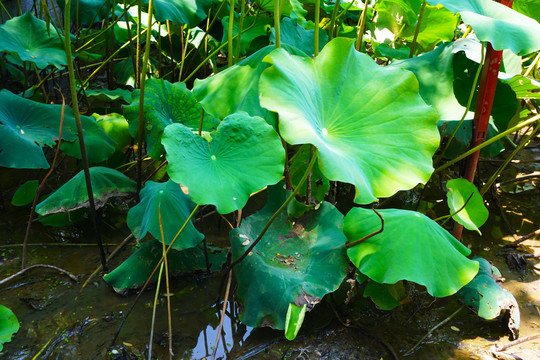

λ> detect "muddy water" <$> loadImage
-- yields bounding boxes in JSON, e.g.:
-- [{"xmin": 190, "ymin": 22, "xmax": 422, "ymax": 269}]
[{"xmin": 1, "ymin": 160, "xmax": 539, "ymax": 359}]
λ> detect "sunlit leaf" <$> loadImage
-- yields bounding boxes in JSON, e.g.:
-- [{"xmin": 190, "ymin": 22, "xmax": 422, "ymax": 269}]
[
  {"xmin": 145, "ymin": 0, "xmax": 213, "ymax": 27},
  {"xmin": 270, "ymin": 17, "xmax": 328, "ymax": 57},
  {"xmin": 222, "ymin": 16, "xmax": 273, "ymax": 56},
  {"xmin": 0, "ymin": 305, "xmax": 19, "ymax": 352},
  {"xmin": 285, "ymin": 303, "xmax": 307, "ymax": 340},
  {"xmin": 446, "ymin": 179, "xmax": 488, "ymax": 235}
]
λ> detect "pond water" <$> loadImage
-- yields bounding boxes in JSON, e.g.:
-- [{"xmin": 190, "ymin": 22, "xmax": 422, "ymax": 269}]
[{"xmin": 1, "ymin": 152, "xmax": 539, "ymax": 360}]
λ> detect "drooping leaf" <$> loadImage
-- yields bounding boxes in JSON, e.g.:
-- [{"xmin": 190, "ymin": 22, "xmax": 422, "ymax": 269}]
[
  {"xmin": 270, "ymin": 17, "xmax": 328, "ymax": 57},
  {"xmin": 260, "ymin": 37, "xmax": 439, "ymax": 204},
  {"xmin": 0, "ymin": 305, "xmax": 19, "ymax": 352},
  {"xmin": 11, "ymin": 180, "xmax": 38, "ymax": 206},
  {"xmin": 458, "ymin": 257, "xmax": 520, "ymax": 339},
  {"xmin": 127, "ymin": 180, "xmax": 204, "ymax": 250},
  {"xmin": 0, "ymin": 12, "xmax": 67, "ymax": 69},
  {"xmin": 428, "ymin": 0, "xmax": 540, "ymax": 55},
  {"xmin": 363, "ymin": 280, "xmax": 406, "ymax": 310},
  {"xmin": 124, "ymin": 79, "xmax": 219, "ymax": 159},
  {"xmin": 144, "ymin": 0, "xmax": 213, "ymax": 27},
  {"xmin": 289, "ymin": 144, "xmax": 330, "ymax": 202},
  {"xmin": 85, "ymin": 88, "xmax": 132, "ymax": 104},
  {"xmin": 163, "ymin": 113, "xmax": 285, "ymax": 214},
  {"xmin": 285, "ymin": 303, "xmax": 307, "ymax": 340},
  {"xmin": 193, "ymin": 44, "xmax": 307, "ymax": 128},
  {"xmin": 0, "ymin": 90, "xmax": 77, "ymax": 169},
  {"xmin": 231, "ymin": 192, "xmax": 348, "ymax": 330},
  {"xmin": 221, "ymin": 16, "xmax": 273, "ymax": 56},
  {"xmin": 344, "ymin": 208, "xmax": 479, "ymax": 297},
  {"xmin": 93, "ymin": 113, "xmax": 131, "ymax": 152},
  {"xmin": 35, "ymin": 167, "xmax": 136, "ymax": 216},
  {"xmin": 446, "ymin": 179, "xmax": 488, "ymax": 235},
  {"xmin": 56, "ymin": 0, "xmax": 115, "ymax": 25},
  {"xmin": 104, "ymin": 240, "xmax": 226, "ymax": 294}
]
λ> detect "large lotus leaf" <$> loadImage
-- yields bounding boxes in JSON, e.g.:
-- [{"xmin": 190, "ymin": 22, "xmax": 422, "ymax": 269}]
[
  {"xmin": 0, "ymin": 90, "xmax": 78, "ymax": 169},
  {"xmin": 428, "ymin": 0, "xmax": 540, "ymax": 55},
  {"xmin": 142, "ymin": 0, "xmax": 212, "ymax": 27},
  {"xmin": 222, "ymin": 16, "xmax": 273, "ymax": 56},
  {"xmin": 270, "ymin": 17, "xmax": 328, "ymax": 58},
  {"xmin": 60, "ymin": 114, "xmax": 117, "ymax": 165},
  {"xmin": 0, "ymin": 12, "xmax": 67, "ymax": 69},
  {"xmin": 457, "ymin": 257, "xmax": 520, "ymax": 339},
  {"xmin": 35, "ymin": 167, "xmax": 136, "ymax": 215},
  {"xmin": 0, "ymin": 305, "xmax": 19, "ymax": 352},
  {"xmin": 193, "ymin": 44, "xmax": 307, "ymax": 128},
  {"xmin": 127, "ymin": 180, "xmax": 203, "ymax": 250},
  {"xmin": 344, "ymin": 208, "xmax": 479, "ymax": 297},
  {"xmin": 163, "ymin": 113, "xmax": 285, "ymax": 214},
  {"xmin": 260, "ymin": 37, "xmax": 439, "ymax": 204},
  {"xmin": 375, "ymin": 0, "xmax": 422, "ymax": 34},
  {"xmin": 446, "ymin": 179, "xmax": 488, "ymax": 235},
  {"xmin": 104, "ymin": 239, "xmax": 226, "ymax": 294},
  {"xmin": 123, "ymin": 79, "xmax": 219, "ymax": 159},
  {"xmin": 231, "ymin": 200, "xmax": 349, "ymax": 329}
]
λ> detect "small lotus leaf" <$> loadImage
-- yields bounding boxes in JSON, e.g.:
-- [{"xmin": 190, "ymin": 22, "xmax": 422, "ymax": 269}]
[
  {"xmin": 260, "ymin": 37, "xmax": 439, "ymax": 204},
  {"xmin": 285, "ymin": 303, "xmax": 307, "ymax": 340},
  {"xmin": 446, "ymin": 179, "xmax": 488, "ymax": 234},
  {"xmin": 344, "ymin": 208, "xmax": 479, "ymax": 297},
  {"xmin": 127, "ymin": 180, "xmax": 204, "ymax": 250},
  {"xmin": 514, "ymin": 0, "xmax": 540, "ymax": 22},
  {"xmin": 143, "ymin": 0, "xmax": 213, "ymax": 27},
  {"xmin": 56, "ymin": 0, "xmax": 115, "ymax": 25},
  {"xmin": 289, "ymin": 145, "xmax": 329, "ymax": 202},
  {"xmin": 193, "ymin": 44, "xmax": 307, "ymax": 128},
  {"xmin": 85, "ymin": 88, "xmax": 132, "ymax": 104},
  {"xmin": 364, "ymin": 280, "xmax": 406, "ymax": 311},
  {"xmin": 231, "ymin": 196, "xmax": 348, "ymax": 330},
  {"xmin": 428, "ymin": 0, "xmax": 540, "ymax": 55},
  {"xmin": 0, "ymin": 90, "xmax": 77, "ymax": 169},
  {"xmin": 163, "ymin": 113, "xmax": 285, "ymax": 214},
  {"xmin": 0, "ymin": 305, "xmax": 19, "ymax": 352},
  {"xmin": 104, "ymin": 239, "xmax": 226, "ymax": 294},
  {"xmin": 94, "ymin": 113, "xmax": 131, "ymax": 152},
  {"xmin": 458, "ymin": 257, "xmax": 520, "ymax": 339},
  {"xmin": 270, "ymin": 17, "xmax": 328, "ymax": 57},
  {"xmin": 11, "ymin": 180, "xmax": 38, "ymax": 206},
  {"xmin": 0, "ymin": 12, "xmax": 67, "ymax": 69},
  {"xmin": 375, "ymin": 0, "xmax": 422, "ymax": 34},
  {"xmin": 35, "ymin": 167, "xmax": 136, "ymax": 215},
  {"xmin": 124, "ymin": 79, "xmax": 218, "ymax": 159},
  {"xmin": 256, "ymin": 0, "xmax": 307, "ymax": 19},
  {"xmin": 222, "ymin": 16, "xmax": 273, "ymax": 56}
]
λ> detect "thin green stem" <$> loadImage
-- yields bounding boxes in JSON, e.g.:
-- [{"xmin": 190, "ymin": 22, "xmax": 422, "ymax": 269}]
[
  {"xmin": 435, "ymin": 114, "xmax": 540, "ymax": 174},
  {"xmin": 159, "ymin": 207, "xmax": 173, "ymax": 360},
  {"xmin": 409, "ymin": 0, "xmax": 426, "ymax": 58},
  {"xmin": 433, "ymin": 192, "xmax": 474, "ymax": 224},
  {"xmin": 355, "ymin": 0, "xmax": 369, "ymax": 52},
  {"xmin": 229, "ymin": 152, "xmax": 319, "ymax": 270},
  {"xmin": 328, "ymin": 0, "xmax": 341, "ymax": 41},
  {"xmin": 228, "ymin": 0, "xmax": 236, "ymax": 65},
  {"xmin": 524, "ymin": 51, "xmax": 540, "ymax": 77},
  {"xmin": 274, "ymin": 0, "xmax": 281, "ymax": 48},
  {"xmin": 314, "ymin": 0, "xmax": 320, "ymax": 55},
  {"xmin": 148, "ymin": 262, "xmax": 164, "ymax": 359},
  {"xmin": 235, "ymin": 0, "xmax": 247, "ymax": 62}
]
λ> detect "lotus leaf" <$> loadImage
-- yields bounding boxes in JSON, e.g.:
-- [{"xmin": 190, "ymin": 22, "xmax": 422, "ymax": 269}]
[
  {"xmin": 124, "ymin": 79, "xmax": 219, "ymax": 159},
  {"xmin": 222, "ymin": 16, "xmax": 273, "ymax": 56},
  {"xmin": 104, "ymin": 239, "xmax": 226, "ymax": 294},
  {"xmin": 344, "ymin": 208, "xmax": 479, "ymax": 297},
  {"xmin": 163, "ymin": 113, "xmax": 285, "ymax": 214},
  {"xmin": 0, "ymin": 90, "xmax": 77, "ymax": 169},
  {"xmin": 289, "ymin": 145, "xmax": 329, "ymax": 202},
  {"xmin": 56, "ymin": 0, "xmax": 115, "ymax": 25},
  {"xmin": 255, "ymin": 0, "xmax": 307, "ymax": 19},
  {"xmin": 0, "ymin": 305, "xmax": 19, "ymax": 352},
  {"xmin": 446, "ymin": 179, "xmax": 488, "ymax": 234},
  {"xmin": 285, "ymin": 303, "xmax": 306, "ymax": 340},
  {"xmin": 143, "ymin": 0, "xmax": 213, "ymax": 27},
  {"xmin": 270, "ymin": 17, "xmax": 328, "ymax": 57},
  {"xmin": 428, "ymin": 0, "xmax": 540, "ymax": 55},
  {"xmin": 193, "ymin": 44, "xmax": 307, "ymax": 128},
  {"xmin": 504, "ymin": 75, "xmax": 540, "ymax": 100},
  {"xmin": 375, "ymin": 0, "xmax": 422, "ymax": 34},
  {"xmin": 11, "ymin": 180, "xmax": 38, "ymax": 206},
  {"xmin": 231, "ymin": 197, "xmax": 348, "ymax": 329},
  {"xmin": 457, "ymin": 257, "xmax": 520, "ymax": 339},
  {"xmin": 0, "ymin": 12, "xmax": 67, "ymax": 69},
  {"xmin": 513, "ymin": 0, "xmax": 540, "ymax": 22},
  {"xmin": 85, "ymin": 88, "xmax": 132, "ymax": 104},
  {"xmin": 364, "ymin": 280, "xmax": 406, "ymax": 311},
  {"xmin": 35, "ymin": 167, "xmax": 136, "ymax": 216},
  {"xmin": 94, "ymin": 113, "xmax": 131, "ymax": 152},
  {"xmin": 127, "ymin": 180, "xmax": 204, "ymax": 250},
  {"xmin": 260, "ymin": 37, "xmax": 439, "ymax": 204}
]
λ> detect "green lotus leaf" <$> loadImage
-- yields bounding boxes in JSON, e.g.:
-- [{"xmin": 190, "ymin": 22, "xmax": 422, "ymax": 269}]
[
  {"xmin": 428, "ymin": 0, "xmax": 540, "ymax": 55},
  {"xmin": 104, "ymin": 239, "xmax": 227, "ymax": 294},
  {"xmin": 35, "ymin": 167, "xmax": 136, "ymax": 215},
  {"xmin": 0, "ymin": 90, "xmax": 77, "ymax": 169},
  {"xmin": 375, "ymin": 0, "xmax": 422, "ymax": 34},
  {"xmin": 513, "ymin": 0, "xmax": 540, "ymax": 22},
  {"xmin": 222, "ymin": 16, "xmax": 273, "ymax": 56},
  {"xmin": 124, "ymin": 79, "xmax": 219, "ymax": 159},
  {"xmin": 255, "ymin": 0, "xmax": 307, "ymax": 19},
  {"xmin": 163, "ymin": 113, "xmax": 285, "ymax": 214},
  {"xmin": 56, "ymin": 0, "xmax": 116, "ymax": 25},
  {"xmin": 270, "ymin": 17, "xmax": 328, "ymax": 57},
  {"xmin": 38, "ymin": 208, "xmax": 88, "ymax": 227},
  {"xmin": 260, "ymin": 37, "xmax": 439, "ymax": 204},
  {"xmin": 289, "ymin": 144, "xmax": 329, "ymax": 202},
  {"xmin": 0, "ymin": 12, "xmax": 67, "ymax": 69},
  {"xmin": 85, "ymin": 88, "xmax": 132, "ymax": 104},
  {"xmin": 143, "ymin": 0, "xmax": 213, "ymax": 27},
  {"xmin": 94, "ymin": 113, "xmax": 131, "ymax": 152},
  {"xmin": 285, "ymin": 303, "xmax": 306, "ymax": 340},
  {"xmin": 344, "ymin": 208, "xmax": 479, "ymax": 297},
  {"xmin": 127, "ymin": 180, "xmax": 204, "ymax": 250},
  {"xmin": 11, "ymin": 180, "xmax": 38, "ymax": 206},
  {"xmin": 60, "ymin": 115, "xmax": 117, "ymax": 165},
  {"xmin": 457, "ymin": 257, "xmax": 520, "ymax": 339},
  {"xmin": 231, "ymin": 199, "xmax": 349, "ymax": 329},
  {"xmin": 363, "ymin": 280, "xmax": 406, "ymax": 311},
  {"xmin": 446, "ymin": 179, "xmax": 488, "ymax": 235},
  {"xmin": 193, "ymin": 44, "xmax": 307, "ymax": 128},
  {"xmin": 0, "ymin": 305, "xmax": 19, "ymax": 352},
  {"xmin": 504, "ymin": 75, "xmax": 540, "ymax": 100}
]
